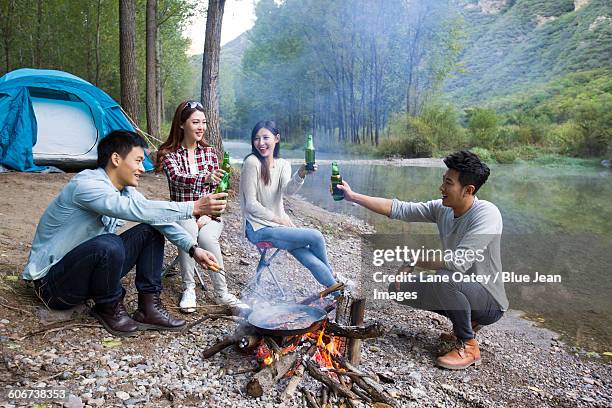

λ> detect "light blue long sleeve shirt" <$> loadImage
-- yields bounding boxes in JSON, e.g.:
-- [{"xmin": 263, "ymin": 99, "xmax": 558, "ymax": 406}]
[{"xmin": 23, "ymin": 168, "xmax": 196, "ymax": 281}]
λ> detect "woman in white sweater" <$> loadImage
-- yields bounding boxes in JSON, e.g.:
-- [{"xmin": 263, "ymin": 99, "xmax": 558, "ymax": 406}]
[{"xmin": 239, "ymin": 120, "xmax": 338, "ymax": 288}]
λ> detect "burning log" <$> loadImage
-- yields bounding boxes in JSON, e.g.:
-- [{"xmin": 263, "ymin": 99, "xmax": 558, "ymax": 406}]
[
  {"xmin": 281, "ymin": 345, "xmax": 317, "ymax": 400},
  {"xmin": 202, "ymin": 336, "xmax": 238, "ymax": 359},
  {"xmin": 348, "ymin": 298, "xmax": 365, "ymax": 365},
  {"xmin": 237, "ymin": 334, "xmax": 261, "ymax": 354},
  {"xmin": 202, "ymin": 324, "xmax": 257, "ymax": 359},
  {"xmin": 246, "ymin": 348, "xmax": 299, "ymax": 397},
  {"xmin": 332, "ymin": 354, "xmax": 398, "ymax": 407},
  {"xmin": 304, "ymin": 358, "xmax": 359, "ymax": 400},
  {"xmin": 334, "ymin": 294, "xmax": 353, "ymax": 357},
  {"xmin": 301, "ymin": 386, "xmax": 321, "ymax": 408},
  {"xmin": 326, "ymin": 321, "xmax": 385, "ymax": 339}
]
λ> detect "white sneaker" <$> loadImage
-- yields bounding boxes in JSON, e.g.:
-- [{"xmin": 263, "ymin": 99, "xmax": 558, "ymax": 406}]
[
  {"xmin": 335, "ymin": 273, "xmax": 356, "ymax": 293},
  {"xmin": 215, "ymin": 292, "xmax": 251, "ymax": 314},
  {"xmin": 179, "ymin": 288, "xmax": 197, "ymax": 313}
]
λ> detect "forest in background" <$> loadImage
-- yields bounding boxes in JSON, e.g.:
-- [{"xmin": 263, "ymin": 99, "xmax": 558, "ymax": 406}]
[
  {"xmin": 1, "ymin": 0, "xmax": 610, "ymax": 163},
  {"xmin": 0, "ymin": 0, "xmax": 200, "ymax": 133},
  {"xmin": 214, "ymin": 0, "xmax": 611, "ymax": 163}
]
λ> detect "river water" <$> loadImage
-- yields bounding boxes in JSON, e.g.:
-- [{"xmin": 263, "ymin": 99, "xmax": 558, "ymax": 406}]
[{"xmin": 225, "ymin": 141, "xmax": 612, "ymax": 353}]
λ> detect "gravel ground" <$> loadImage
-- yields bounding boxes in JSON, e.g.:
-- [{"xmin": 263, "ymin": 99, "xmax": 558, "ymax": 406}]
[{"xmin": 0, "ymin": 172, "xmax": 610, "ymax": 407}]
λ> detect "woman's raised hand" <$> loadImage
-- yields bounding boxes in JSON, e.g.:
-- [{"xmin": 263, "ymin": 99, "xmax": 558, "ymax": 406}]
[
  {"xmin": 205, "ymin": 169, "xmax": 226, "ymax": 185},
  {"xmin": 298, "ymin": 163, "xmax": 318, "ymax": 179}
]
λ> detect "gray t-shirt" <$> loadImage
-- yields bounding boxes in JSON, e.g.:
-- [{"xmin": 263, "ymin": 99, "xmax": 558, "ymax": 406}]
[{"xmin": 390, "ymin": 197, "xmax": 508, "ymax": 311}]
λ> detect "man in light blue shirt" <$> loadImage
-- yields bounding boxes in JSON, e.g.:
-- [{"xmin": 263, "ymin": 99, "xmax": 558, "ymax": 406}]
[
  {"xmin": 23, "ymin": 130, "xmax": 228, "ymax": 337},
  {"xmin": 338, "ymin": 151, "xmax": 506, "ymax": 370}
]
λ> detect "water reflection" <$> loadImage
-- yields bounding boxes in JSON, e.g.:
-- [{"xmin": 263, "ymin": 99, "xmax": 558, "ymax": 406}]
[{"xmin": 228, "ymin": 141, "xmax": 612, "ymax": 352}]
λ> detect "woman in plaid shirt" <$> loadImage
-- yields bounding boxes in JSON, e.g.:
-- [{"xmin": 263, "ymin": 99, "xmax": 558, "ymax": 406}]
[{"xmin": 156, "ymin": 101, "xmax": 245, "ymax": 312}]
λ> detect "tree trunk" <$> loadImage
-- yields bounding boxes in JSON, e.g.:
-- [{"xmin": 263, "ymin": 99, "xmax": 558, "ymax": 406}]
[
  {"xmin": 200, "ymin": 0, "xmax": 226, "ymax": 157},
  {"xmin": 119, "ymin": 0, "xmax": 139, "ymax": 125},
  {"xmin": 156, "ymin": 33, "xmax": 164, "ymax": 123},
  {"xmin": 95, "ymin": 0, "xmax": 101, "ymax": 86},
  {"xmin": 2, "ymin": 0, "xmax": 15, "ymax": 73},
  {"xmin": 146, "ymin": 0, "xmax": 160, "ymax": 138},
  {"xmin": 35, "ymin": 0, "xmax": 42, "ymax": 67}
]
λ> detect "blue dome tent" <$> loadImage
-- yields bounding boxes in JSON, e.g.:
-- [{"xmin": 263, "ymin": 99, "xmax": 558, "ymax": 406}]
[{"xmin": 0, "ymin": 68, "xmax": 154, "ymax": 171}]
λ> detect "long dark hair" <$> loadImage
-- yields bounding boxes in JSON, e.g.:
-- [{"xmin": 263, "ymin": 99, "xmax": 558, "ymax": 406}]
[
  {"xmin": 155, "ymin": 100, "xmax": 208, "ymax": 173},
  {"xmin": 248, "ymin": 120, "xmax": 280, "ymax": 185}
]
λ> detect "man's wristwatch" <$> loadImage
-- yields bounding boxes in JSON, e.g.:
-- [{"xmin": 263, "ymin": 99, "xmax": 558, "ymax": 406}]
[{"xmin": 188, "ymin": 243, "xmax": 198, "ymax": 258}]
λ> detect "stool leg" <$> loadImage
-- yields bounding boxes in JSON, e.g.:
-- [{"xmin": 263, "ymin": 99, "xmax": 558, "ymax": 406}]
[{"xmin": 266, "ymin": 265, "xmax": 286, "ymax": 299}]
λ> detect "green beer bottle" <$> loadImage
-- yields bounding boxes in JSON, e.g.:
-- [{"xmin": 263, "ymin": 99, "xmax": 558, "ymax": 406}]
[
  {"xmin": 305, "ymin": 135, "xmax": 315, "ymax": 171},
  {"xmin": 213, "ymin": 172, "xmax": 230, "ymax": 194},
  {"xmin": 211, "ymin": 151, "xmax": 231, "ymax": 220},
  {"xmin": 330, "ymin": 161, "xmax": 344, "ymax": 201},
  {"xmin": 219, "ymin": 151, "xmax": 231, "ymax": 190}
]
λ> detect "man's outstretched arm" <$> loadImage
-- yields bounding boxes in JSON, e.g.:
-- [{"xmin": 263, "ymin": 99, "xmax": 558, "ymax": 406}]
[{"xmin": 336, "ymin": 181, "xmax": 393, "ymax": 217}]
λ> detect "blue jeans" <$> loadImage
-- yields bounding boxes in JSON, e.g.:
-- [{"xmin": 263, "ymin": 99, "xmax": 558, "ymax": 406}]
[
  {"xmin": 33, "ymin": 224, "xmax": 165, "ymax": 308},
  {"xmin": 245, "ymin": 221, "xmax": 337, "ymax": 287}
]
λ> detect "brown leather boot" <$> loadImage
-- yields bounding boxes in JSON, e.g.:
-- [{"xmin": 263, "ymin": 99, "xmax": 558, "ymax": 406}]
[
  {"xmin": 132, "ymin": 292, "xmax": 185, "ymax": 331},
  {"xmin": 91, "ymin": 292, "xmax": 139, "ymax": 337},
  {"xmin": 436, "ymin": 338, "xmax": 481, "ymax": 370},
  {"xmin": 439, "ymin": 321, "xmax": 482, "ymax": 342}
]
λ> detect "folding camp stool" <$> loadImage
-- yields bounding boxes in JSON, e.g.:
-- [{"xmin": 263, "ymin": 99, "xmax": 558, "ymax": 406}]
[
  {"xmin": 244, "ymin": 241, "xmax": 286, "ymax": 299},
  {"xmin": 161, "ymin": 255, "xmax": 207, "ymax": 291}
]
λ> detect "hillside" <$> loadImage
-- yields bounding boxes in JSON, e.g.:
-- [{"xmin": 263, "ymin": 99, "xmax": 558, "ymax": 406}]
[{"xmin": 446, "ymin": 0, "xmax": 611, "ymax": 105}]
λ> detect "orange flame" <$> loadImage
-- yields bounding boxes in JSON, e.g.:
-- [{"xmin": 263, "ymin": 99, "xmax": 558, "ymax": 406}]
[{"xmin": 255, "ymin": 342, "xmax": 273, "ymax": 366}]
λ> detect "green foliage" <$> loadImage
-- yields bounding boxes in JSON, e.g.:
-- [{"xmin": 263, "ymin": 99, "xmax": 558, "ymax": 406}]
[
  {"xmin": 0, "ymin": 0, "xmax": 198, "ymax": 131},
  {"xmin": 493, "ymin": 149, "xmax": 518, "ymax": 164},
  {"xmin": 466, "ymin": 108, "xmax": 498, "ymax": 148},
  {"xmin": 495, "ymin": 125, "xmax": 521, "ymax": 148},
  {"xmin": 225, "ymin": 0, "xmax": 464, "ymax": 144},
  {"xmin": 447, "ymin": 0, "xmax": 611, "ymax": 105},
  {"xmin": 381, "ymin": 104, "xmax": 464, "ymax": 158},
  {"xmin": 460, "ymin": 70, "xmax": 611, "ymax": 158},
  {"xmin": 469, "ymin": 147, "xmax": 494, "ymax": 163}
]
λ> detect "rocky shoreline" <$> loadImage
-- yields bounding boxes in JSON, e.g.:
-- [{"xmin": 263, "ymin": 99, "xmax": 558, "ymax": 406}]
[{"xmin": 0, "ymin": 172, "xmax": 610, "ymax": 407}]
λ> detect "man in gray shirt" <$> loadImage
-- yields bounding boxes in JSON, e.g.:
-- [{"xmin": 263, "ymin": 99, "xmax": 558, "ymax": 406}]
[{"xmin": 338, "ymin": 151, "xmax": 507, "ymax": 370}]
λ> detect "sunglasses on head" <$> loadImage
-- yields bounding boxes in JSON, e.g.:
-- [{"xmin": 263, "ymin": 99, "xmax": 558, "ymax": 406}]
[{"xmin": 183, "ymin": 101, "xmax": 203, "ymax": 112}]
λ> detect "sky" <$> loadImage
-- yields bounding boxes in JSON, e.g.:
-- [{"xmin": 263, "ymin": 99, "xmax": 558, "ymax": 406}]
[{"xmin": 186, "ymin": 0, "xmax": 257, "ymax": 55}]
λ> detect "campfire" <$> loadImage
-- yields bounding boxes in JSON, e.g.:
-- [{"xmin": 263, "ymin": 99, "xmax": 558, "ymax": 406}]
[{"xmin": 202, "ymin": 284, "xmax": 396, "ymax": 407}]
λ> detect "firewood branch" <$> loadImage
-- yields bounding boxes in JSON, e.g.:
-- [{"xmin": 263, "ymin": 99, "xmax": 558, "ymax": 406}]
[
  {"xmin": 304, "ymin": 359, "xmax": 359, "ymax": 400},
  {"xmin": 326, "ymin": 321, "xmax": 385, "ymax": 339}
]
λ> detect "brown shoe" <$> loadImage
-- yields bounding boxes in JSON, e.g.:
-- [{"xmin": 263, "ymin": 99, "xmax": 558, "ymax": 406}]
[
  {"xmin": 91, "ymin": 291, "xmax": 139, "ymax": 337},
  {"xmin": 439, "ymin": 321, "xmax": 482, "ymax": 343},
  {"xmin": 436, "ymin": 338, "xmax": 481, "ymax": 369},
  {"xmin": 133, "ymin": 292, "xmax": 185, "ymax": 331}
]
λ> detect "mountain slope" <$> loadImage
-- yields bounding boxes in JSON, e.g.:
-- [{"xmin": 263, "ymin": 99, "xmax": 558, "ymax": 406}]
[{"xmin": 446, "ymin": 0, "xmax": 611, "ymax": 105}]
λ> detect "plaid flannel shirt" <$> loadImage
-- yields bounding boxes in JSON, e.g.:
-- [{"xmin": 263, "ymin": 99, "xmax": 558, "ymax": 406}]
[{"xmin": 161, "ymin": 144, "xmax": 219, "ymax": 202}]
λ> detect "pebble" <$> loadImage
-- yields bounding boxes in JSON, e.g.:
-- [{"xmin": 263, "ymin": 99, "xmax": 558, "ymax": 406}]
[
  {"xmin": 115, "ymin": 391, "xmax": 130, "ymax": 401},
  {"xmin": 3, "ymin": 199, "xmax": 611, "ymax": 408},
  {"xmin": 63, "ymin": 394, "xmax": 83, "ymax": 408},
  {"xmin": 94, "ymin": 369, "xmax": 108, "ymax": 377},
  {"xmin": 150, "ymin": 387, "xmax": 163, "ymax": 398},
  {"xmin": 0, "ymin": 319, "xmax": 10, "ymax": 324}
]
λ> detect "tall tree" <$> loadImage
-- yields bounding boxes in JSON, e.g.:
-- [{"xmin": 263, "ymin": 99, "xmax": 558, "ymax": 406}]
[
  {"xmin": 200, "ymin": 0, "xmax": 225, "ymax": 156},
  {"xmin": 1, "ymin": 0, "xmax": 15, "ymax": 73},
  {"xmin": 146, "ymin": 0, "xmax": 160, "ymax": 137},
  {"xmin": 119, "ymin": 0, "xmax": 139, "ymax": 124},
  {"xmin": 95, "ymin": 0, "xmax": 102, "ymax": 86}
]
